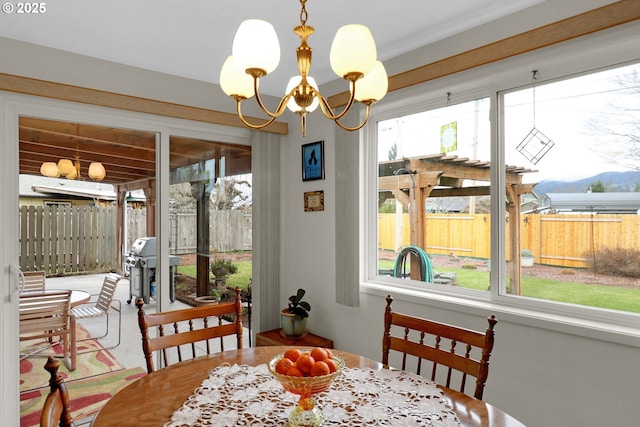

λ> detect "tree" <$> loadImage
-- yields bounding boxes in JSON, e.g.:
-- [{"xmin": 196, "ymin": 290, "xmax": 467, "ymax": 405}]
[
  {"xmin": 212, "ymin": 177, "xmax": 251, "ymax": 210},
  {"xmin": 587, "ymin": 66, "xmax": 640, "ymax": 170},
  {"xmin": 589, "ymin": 180, "xmax": 607, "ymax": 192},
  {"xmin": 388, "ymin": 142, "xmax": 397, "ymax": 161}
]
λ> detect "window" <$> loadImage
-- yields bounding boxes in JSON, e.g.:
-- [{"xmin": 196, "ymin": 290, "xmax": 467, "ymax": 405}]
[
  {"xmin": 367, "ymin": 47, "xmax": 640, "ymax": 320},
  {"xmin": 501, "ymin": 62, "xmax": 640, "ymax": 313},
  {"xmin": 376, "ymin": 98, "xmax": 492, "ymax": 292}
]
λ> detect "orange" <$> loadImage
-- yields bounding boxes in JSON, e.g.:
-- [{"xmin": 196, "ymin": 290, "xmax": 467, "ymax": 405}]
[
  {"xmin": 284, "ymin": 348, "xmax": 302, "ymax": 362},
  {"xmin": 310, "ymin": 360, "xmax": 331, "ymax": 377},
  {"xmin": 310, "ymin": 347, "xmax": 329, "ymax": 361},
  {"xmin": 286, "ymin": 367, "xmax": 304, "ymax": 377},
  {"xmin": 324, "ymin": 358, "xmax": 338, "ymax": 373},
  {"xmin": 324, "ymin": 349, "xmax": 333, "ymax": 360},
  {"xmin": 296, "ymin": 354, "xmax": 315, "ymax": 375},
  {"xmin": 275, "ymin": 357, "xmax": 295, "ymax": 375}
]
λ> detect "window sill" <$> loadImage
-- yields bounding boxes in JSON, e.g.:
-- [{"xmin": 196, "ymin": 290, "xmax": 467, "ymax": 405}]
[{"xmin": 361, "ymin": 280, "xmax": 640, "ymax": 348}]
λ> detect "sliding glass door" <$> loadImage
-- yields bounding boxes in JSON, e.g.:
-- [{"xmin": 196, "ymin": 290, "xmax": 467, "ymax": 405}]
[{"xmin": 1, "ymin": 91, "xmax": 252, "ymax": 424}]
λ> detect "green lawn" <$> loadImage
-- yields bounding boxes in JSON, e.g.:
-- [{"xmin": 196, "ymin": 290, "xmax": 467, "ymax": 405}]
[
  {"xmin": 177, "ymin": 261, "xmax": 252, "ymax": 290},
  {"xmin": 180, "ymin": 259, "xmax": 640, "ymax": 312},
  {"xmin": 379, "ymin": 260, "xmax": 640, "ymax": 313}
]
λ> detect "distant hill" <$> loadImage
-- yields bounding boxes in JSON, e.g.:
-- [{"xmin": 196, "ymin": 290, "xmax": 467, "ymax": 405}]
[{"xmin": 534, "ymin": 171, "xmax": 640, "ymax": 195}]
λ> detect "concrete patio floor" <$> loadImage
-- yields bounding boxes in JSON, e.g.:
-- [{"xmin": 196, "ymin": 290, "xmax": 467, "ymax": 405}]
[{"xmin": 45, "ymin": 273, "xmax": 252, "ymax": 371}]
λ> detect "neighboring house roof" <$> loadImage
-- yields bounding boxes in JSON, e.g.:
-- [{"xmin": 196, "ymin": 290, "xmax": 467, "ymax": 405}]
[
  {"xmin": 521, "ymin": 192, "xmax": 541, "ymax": 214},
  {"xmin": 540, "ymin": 192, "xmax": 640, "ymax": 214},
  {"xmin": 20, "ymin": 174, "xmax": 146, "ymax": 202}
]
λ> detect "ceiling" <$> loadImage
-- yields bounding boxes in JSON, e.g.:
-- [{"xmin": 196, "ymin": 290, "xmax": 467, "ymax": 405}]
[
  {"xmin": 0, "ymin": 0, "xmax": 542, "ymax": 97},
  {"xmin": 3, "ymin": 0, "xmax": 542, "ymax": 186}
]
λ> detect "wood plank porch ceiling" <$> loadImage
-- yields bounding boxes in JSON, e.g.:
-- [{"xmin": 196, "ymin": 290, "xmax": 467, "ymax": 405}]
[{"xmin": 18, "ymin": 117, "xmax": 251, "ymax": 186}]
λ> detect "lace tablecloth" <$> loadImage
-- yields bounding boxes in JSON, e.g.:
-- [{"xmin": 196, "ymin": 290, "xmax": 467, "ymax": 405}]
[{"xmin": 166, "ymin": 363, "xmax": 461, "ymax": 427}]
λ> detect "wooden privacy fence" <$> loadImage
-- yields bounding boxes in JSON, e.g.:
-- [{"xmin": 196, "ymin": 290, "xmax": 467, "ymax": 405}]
[
  {"xmin": 379, "ymin": 213, "xmax": 640, "ymax": 268},
  {"xmin": 20, "ymin": 205, "xmax": 116, "ymax": 275},
  {"xmin": 19, "ymin": 206, "xmax": 252, "ymax": 275}
]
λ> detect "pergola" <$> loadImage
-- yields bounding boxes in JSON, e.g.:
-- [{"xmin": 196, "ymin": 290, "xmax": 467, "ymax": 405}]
[{"xmin": 378, "ymin": 154, "xmax": 536, "ymax": 294}]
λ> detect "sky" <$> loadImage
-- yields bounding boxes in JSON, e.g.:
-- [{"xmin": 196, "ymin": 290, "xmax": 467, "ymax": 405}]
[{"xmin": 378, "ymin": 62, "xmax": 640, "ymax": 183}]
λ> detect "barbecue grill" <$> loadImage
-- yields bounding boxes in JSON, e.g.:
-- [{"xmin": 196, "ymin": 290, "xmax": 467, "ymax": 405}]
[{"xmin": 125, "ymin": 237, "xmax": 180, "ymax": 304}]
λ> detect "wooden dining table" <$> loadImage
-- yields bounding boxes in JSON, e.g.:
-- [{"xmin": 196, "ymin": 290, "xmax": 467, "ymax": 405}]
[{"xmin": 92, "ymin": 346, "xmax": 525, "ymax": 427}]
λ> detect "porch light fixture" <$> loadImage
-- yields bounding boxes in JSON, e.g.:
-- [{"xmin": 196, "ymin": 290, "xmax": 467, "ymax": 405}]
[
  {"xmin": 220, "ymin": 0, "xmax": 388, "ymax": 136},
  {"xmin": 39, "ymin": 125, "xmax": 106, "ymax": 181},
  {"xmin": 40, "ymin": 156, "xmax": 106, "ymax": 181}
]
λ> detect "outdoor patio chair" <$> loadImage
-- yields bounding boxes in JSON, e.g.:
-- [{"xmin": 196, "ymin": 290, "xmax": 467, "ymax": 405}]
[
  {"xmin": 71, "ymin": 273, "xmax": 123, "ymax": 351},
  {"xmin": 40, "ymin": 356, "xmax": 76, "ymax": 427},
  {"xmin": 20, "ymin": 290, "xmax": 76, "ymax": 371},
  {"xmin": 21, "ymin": 270, "xmax": 46, "ymax": 293},
  {"xmin": 136, "ymin": 287, "xmax": 243, "ymax": 373},
  {"xmin": 382, "ymin": 294, "xmax": 497, "ymax": 400}
]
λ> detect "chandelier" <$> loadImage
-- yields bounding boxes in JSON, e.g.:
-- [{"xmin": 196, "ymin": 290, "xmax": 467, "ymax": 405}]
[
  {"xmin": 39, "ymin": 125, "xmax": 106, "ymax": 181},
  {"xmin": 220, "ymin": 0, "xmax": 388, "ymax": 136},
  {"xmin": 40, "ymin": 155, "xmax": 106, "ymax": 181}
]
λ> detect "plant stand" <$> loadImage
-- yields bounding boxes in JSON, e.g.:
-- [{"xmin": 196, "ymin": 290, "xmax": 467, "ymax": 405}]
[{"xmin": 255, "ymin": 329, "xmax": 334, "ymax": 348}]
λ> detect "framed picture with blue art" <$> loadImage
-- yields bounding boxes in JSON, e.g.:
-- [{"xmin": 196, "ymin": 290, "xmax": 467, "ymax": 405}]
[{"xmin": 302, "ymin": 140, "xmax": 324, "ymax": 181}]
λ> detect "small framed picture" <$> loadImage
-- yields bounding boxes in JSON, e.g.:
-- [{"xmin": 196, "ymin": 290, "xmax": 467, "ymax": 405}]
[
  {"xmin": 304, "ymin": 191, "xmax": 324, "ymax": 212},
  {"xmin": 302, "ymin": 140, "xmax": 324, "ymax": 181}
]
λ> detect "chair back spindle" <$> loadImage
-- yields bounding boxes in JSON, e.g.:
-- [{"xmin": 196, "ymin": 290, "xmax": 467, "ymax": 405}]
[
  {"xmin": 382, "ymin": 294, "xmax": 497, "ymax": 400},
  {"xmin": 136, "ymin": 287, "xmax": 244, "ymax": 373},
  {"xmin": 40, "ymin": 356, "xmax": 76, "ymax": 427}
]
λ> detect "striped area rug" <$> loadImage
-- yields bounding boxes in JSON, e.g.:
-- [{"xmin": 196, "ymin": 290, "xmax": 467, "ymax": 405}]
[
  {"xmin": 19, "ymin": 326, "xmax": 147, "ymax": 426},
  {"xmin": 20, "ymin": 325, "xmax": 124, "ymax": 392},
  {"xmin": 20, "ymin": 366, "xmax": 147, "ymax": 426}
]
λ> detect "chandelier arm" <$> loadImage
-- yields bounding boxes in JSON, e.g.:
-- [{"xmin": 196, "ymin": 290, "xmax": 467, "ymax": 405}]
[
  {"xmin": 252, "ymin": 78, "xmax": 292, "ymax": 119},
  {"xmin": 236, "ymin": 99, "xmax": 279, "ymax": 130},
  {"xmin": 334, "ymin": 103, "xmax": 372, "ymax": 132},
  {"xmin": 315, "ymin": 82, "xmax": 358, "ymax": 121}
]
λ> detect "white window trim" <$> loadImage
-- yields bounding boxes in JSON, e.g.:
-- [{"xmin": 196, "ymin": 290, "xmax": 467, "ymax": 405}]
[{"xmin": 361, "ymin": 22, "xmax": 640, "ymax": 348}]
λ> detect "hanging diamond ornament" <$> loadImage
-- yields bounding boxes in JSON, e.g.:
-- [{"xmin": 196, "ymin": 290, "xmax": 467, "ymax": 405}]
[{"xmin": 516, "ymin": 70, "xmax": 555, "ymax": 165}]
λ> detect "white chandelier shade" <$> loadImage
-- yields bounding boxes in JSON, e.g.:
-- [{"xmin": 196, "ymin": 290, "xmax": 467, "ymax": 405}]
[
  {"xmin": 329, "ymin": 24, "xmax": 377, "ymax": 79},
  {"xmin": 219, "ymin": 0, "xmax": 388, "ymax": 136},
  {"xmin": 220, "ymin": 56, "xmax": 255, "ymax": 99},
  {"xmin": 40, "ymin": 162, "xmax": 60, "ymax": 178},
  {"xmin": 232, "ymin": 19, "xmax": 281, "ymax": 74},
  {"xmin": 352, "ymin": 60, "xmax": 388, "ymax": 102},
  {"xmin": 88, "ymin": 162, "xmax": 107, "ymax": 181},
  {"xmin": 57, "ymin": 159, "xmax": 75, "ymax": 177}
]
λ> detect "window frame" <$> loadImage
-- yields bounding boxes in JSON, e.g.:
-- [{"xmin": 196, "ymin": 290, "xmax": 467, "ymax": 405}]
[{"xmin": 360, "ymin": 23, "xmax": 640, "ymax": 345}]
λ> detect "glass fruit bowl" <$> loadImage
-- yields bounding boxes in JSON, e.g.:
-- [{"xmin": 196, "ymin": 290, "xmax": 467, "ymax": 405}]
[{"xmin": 268, "ymin": 352, "xmax": 344, "ymax": 427}]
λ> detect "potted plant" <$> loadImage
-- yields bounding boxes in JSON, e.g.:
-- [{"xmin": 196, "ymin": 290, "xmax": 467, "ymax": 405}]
[
  {"xmin": 280, "ymin": 288, "xmax": 311, "ymax": 338},
  {"xmin": 211, "ymin": 258, "xmax": 238, "ymax": 288},
  {"xmin": 521, "ymin": 248, "xmax": 534, "ymax": 267},
  {"xmin": 194, "ymin": 289, "xmax": 222, "ymax": 307}
]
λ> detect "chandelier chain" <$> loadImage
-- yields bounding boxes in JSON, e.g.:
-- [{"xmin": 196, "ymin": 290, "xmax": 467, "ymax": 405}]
[{"xmin": 299, "ymin": 0, "xmax": 308, "ymax": 25}]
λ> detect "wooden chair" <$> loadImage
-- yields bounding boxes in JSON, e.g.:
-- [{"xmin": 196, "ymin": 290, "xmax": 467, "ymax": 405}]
[
  {"xmin": 20, "ymin": 290, "xmax": 76, "ymax": 371},
  {"xmin": 71, "ymin": 273, "xmax": 123, "ymax": 351},
  {"xmin": 40, "ymin": 356, "xmax": 76, "ymax": 427},
  {"xmin": 382, "ymin": 294, "xmax": 497, "ymax": 400},
  {"xmin": 21, "ymin": 270, "xmax": 46, "ymax": 293},
  {"xmin": 136, "ymin": 287, "xmax": 244, "ymax": 373}
]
